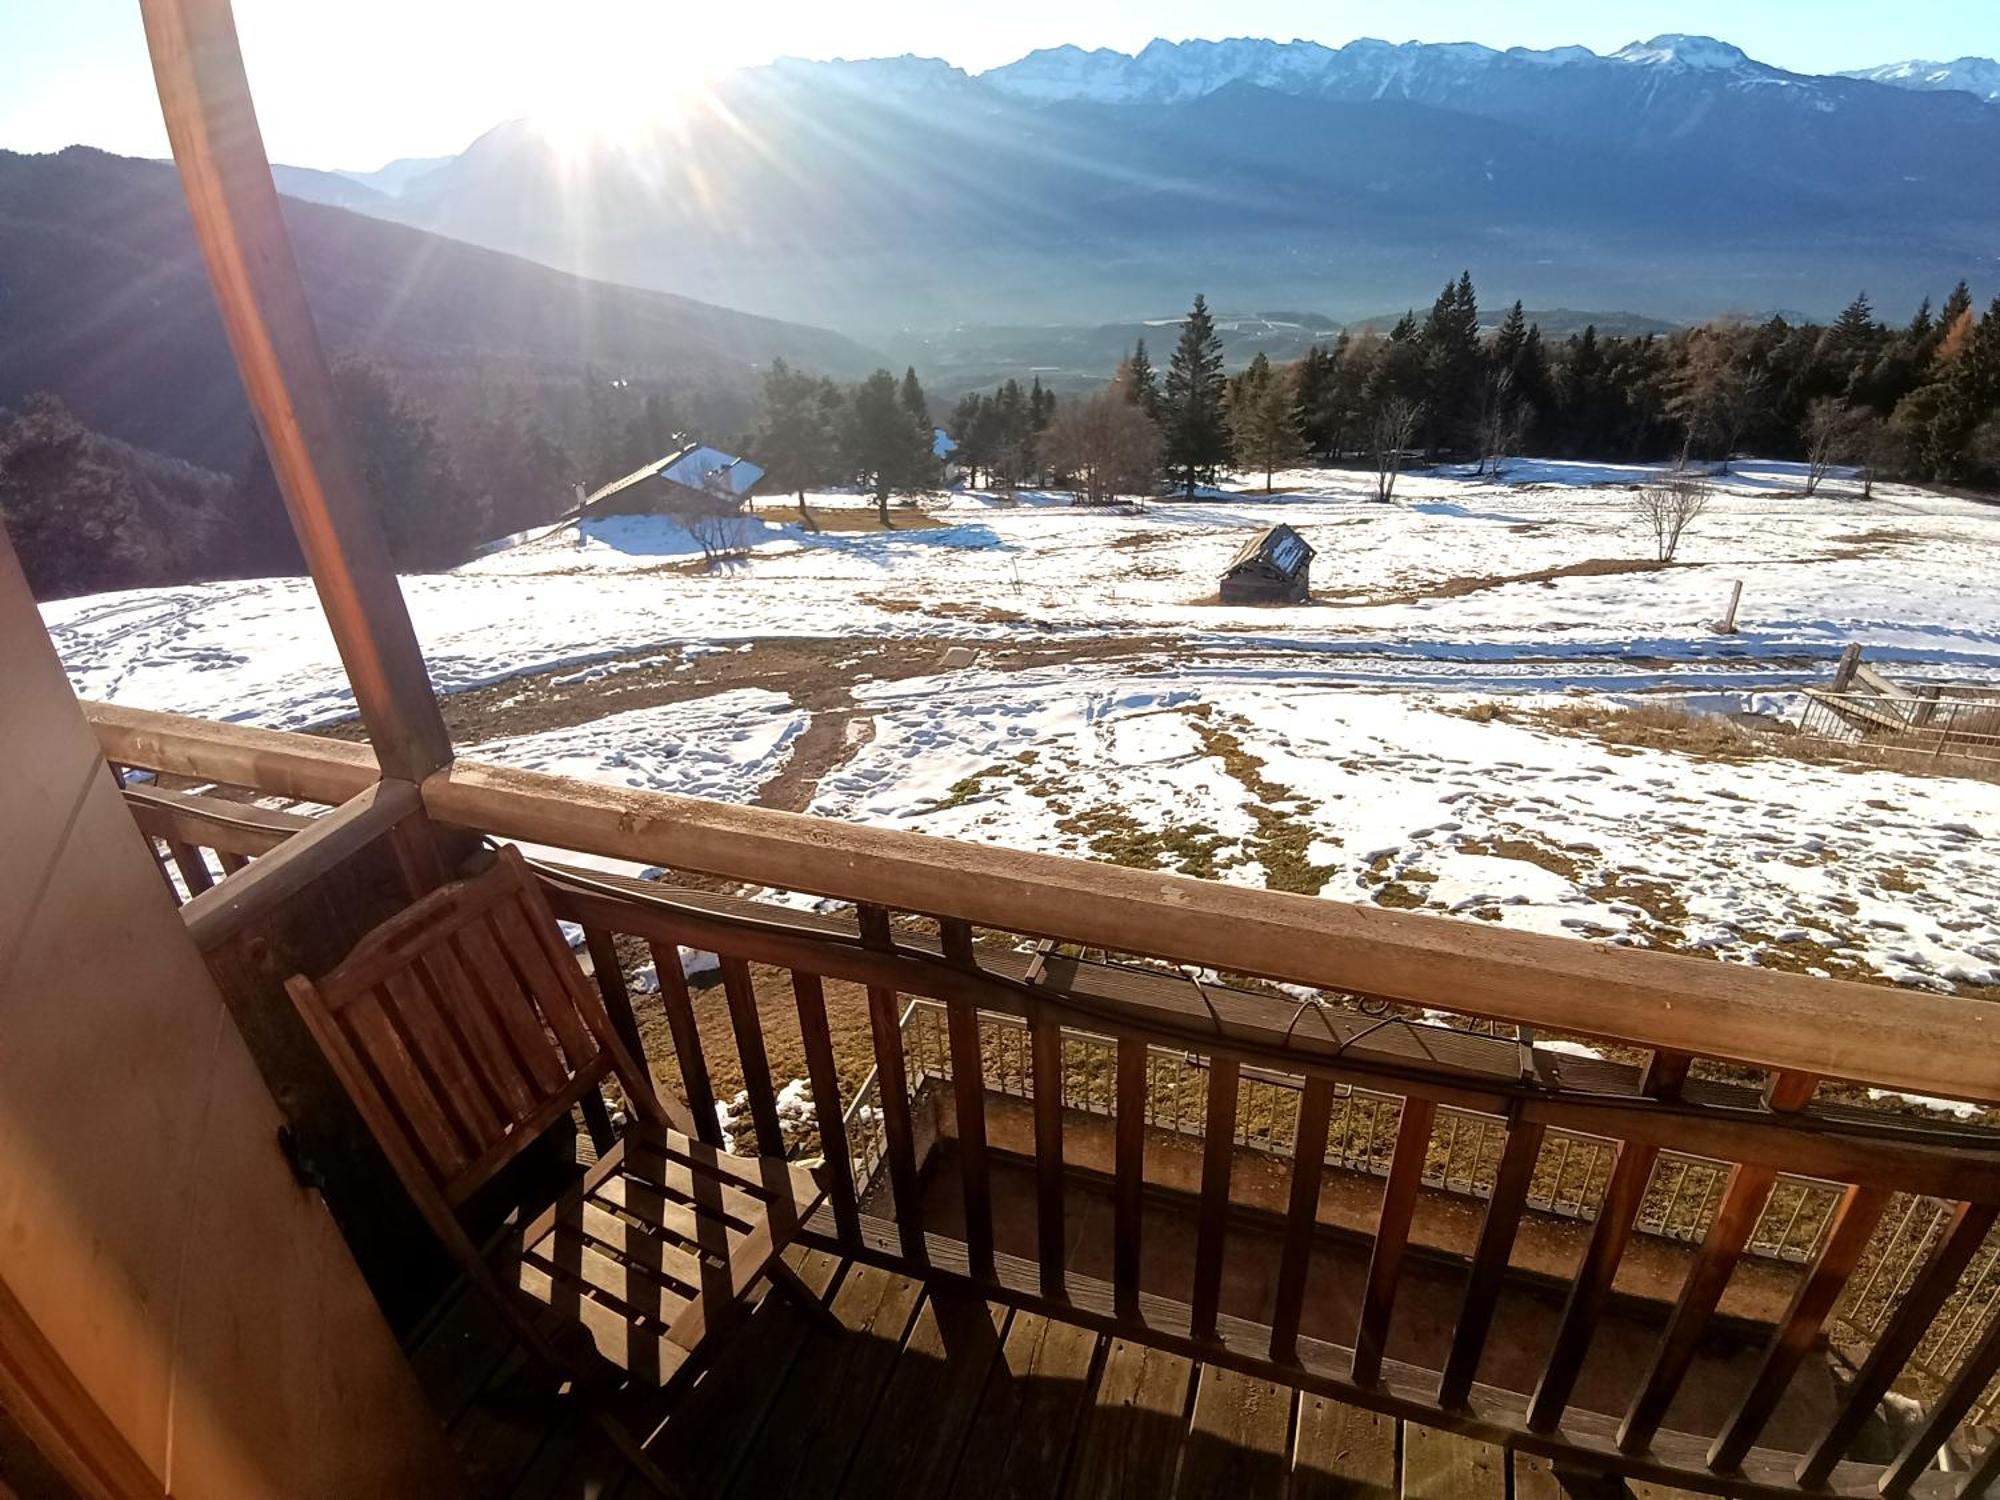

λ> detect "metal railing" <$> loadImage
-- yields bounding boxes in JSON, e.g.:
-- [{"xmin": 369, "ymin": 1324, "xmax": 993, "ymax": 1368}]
[{"xmin": 1797, "ymin": 685, "xmax": 2000, "ymax": 769}]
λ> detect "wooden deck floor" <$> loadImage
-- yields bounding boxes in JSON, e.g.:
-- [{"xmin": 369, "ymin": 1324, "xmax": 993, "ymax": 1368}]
[{"xmin": 413, "ymin": 1247, "xmax": 1705, "ymax": 1500}]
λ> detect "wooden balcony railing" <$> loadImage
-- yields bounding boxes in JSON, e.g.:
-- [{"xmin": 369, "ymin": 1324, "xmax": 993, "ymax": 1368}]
[{"xmin": 90, "ymin": 701, "xmax": 2000, "ymax": 1499}]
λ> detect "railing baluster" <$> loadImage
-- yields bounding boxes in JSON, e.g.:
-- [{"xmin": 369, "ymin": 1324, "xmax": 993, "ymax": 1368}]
[
  {"xmin": 146, "ymin": 837, "xmax": 181, "ymax": 900},
  {"xmin": 1030, "ymin": 1010, "xmax": 1065, "ymax": 1297},
  {"xmin": 1801, "ymin": 1200, "xmax": 1999, "ymax": 1489},
  {"xmin": 717, "ymin": 956, "xmax": 783, "ymax": 1158},
  {"xmin": 1439, "ymin": 1118, "xmax": 1548, "ymax": 1409},
  {"xmin": 646, "ymin": 941, "xmax": 722, "ymax": 1148},
  {"xmin": 1113, "ymin": 1035, "xmax": 1147, "ymax": 1317},
  {"xmin": 1271, "ymin": 1077, "xmax": 1335, "ymax": 1364},
  {"xmin": 1529, "ymin": 1140, "xmax": 1660, "ymax": 1431},
  {"xmin": 1707, "ymin": 1183, "xmax": 1891, "ymax": 1473},
  {"xmin": 216, "ymin": 849, "xmax": 249, "ymax": 875},
  {"xmin": 1763, "ymin": 1070, "xmax": 1821, "ymax": 1112},
  {"xmin": 866, "ymin": 981, "xmax": 924, "ymax": 1260},
  {"xmin": 1641, "ymin": 1048, "xmax": 1692, "ymax": 1100},
  {"xmin": 789, "ymin": 971, "xmax": 858, "ymax": 1245},
  {"xmin": 165, "ymin": 837, "xmax": 215, "ymax": 896},
  {"xmin": 857, "ymin": 905, "xmax": 924, "ymax": 1262},
  {"xmin": 1190, "ymin": 1057, "xmax": 1239, "ymax": 1342},
  {"xmin": 1880, "ymin": 1302, "xmax": 2000, "ymax": 1499},
  {"xmin": 1353, "ymin": 1096, "xmax": 1436, "ymax": 1387},
  {"xmin": 1619, "ymin": 1163, "xmax": 1779, "ymax": 1453},
  {"xmin": 579, "ymin": 925, "xmax": 647, "ymax": 1072},
  {"xmin": 939, "ymin": 919, "xmax": 994, "ymax": 1280}
]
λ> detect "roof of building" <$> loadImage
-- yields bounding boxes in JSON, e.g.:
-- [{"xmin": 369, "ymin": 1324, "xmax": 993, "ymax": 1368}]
[
  {"xmin": 659, "ymin": 444, "xmax": 764, "ymax": 498},
  {"xmin": 578, "ymin": 441, "xmax": 765, "ymax": 515},
  {"xmin": 1224, "ymin": 524, "xmax": 1314, "ymax": 576}
]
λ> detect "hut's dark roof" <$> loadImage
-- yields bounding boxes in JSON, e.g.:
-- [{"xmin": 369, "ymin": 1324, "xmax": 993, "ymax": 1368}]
[{"xmin": 1224, "ymin": 524, "xmax": 1314, "ymax": 576}]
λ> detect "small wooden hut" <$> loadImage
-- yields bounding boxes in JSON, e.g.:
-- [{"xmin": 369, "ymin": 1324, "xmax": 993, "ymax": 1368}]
[
  {"xmin": 582, "ymin": 442, "xmax": 765, "ymax": 520},
  {"xmin": 1219, "ymin": 523, "xmax": 1313, "ymax": 604}
]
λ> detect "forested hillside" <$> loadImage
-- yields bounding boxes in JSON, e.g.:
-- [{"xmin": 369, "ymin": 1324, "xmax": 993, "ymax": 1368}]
[
  {"xmin": 926, "ymin": 278, "xmax": 2000, "ymax": 502},
  {"xmin": 0, "ymin": 147, "xmax": 880, "ymax": 593},
  {"xmin": 0, "ymin": 396, "xmax": 244, "ymax": 597}
]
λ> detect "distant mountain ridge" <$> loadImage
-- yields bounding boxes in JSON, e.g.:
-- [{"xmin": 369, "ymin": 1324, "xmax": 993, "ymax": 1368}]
[
  {"xmin": 976, "ymin": 33, "xmax": 1800, "ymax": 104},
  {"xmin": 259, "ymin": 33, "xmax": 2000, "ymax": 337},
  {"xmin": 0, "ymin": 147, "xmax": 879, "ymax": 472},
  {"xmin": 1840, "ymin": 56, "xmax": 2000, "ymax": 103}
]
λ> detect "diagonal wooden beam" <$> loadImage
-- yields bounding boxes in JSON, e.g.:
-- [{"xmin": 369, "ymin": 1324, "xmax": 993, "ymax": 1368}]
[{"xmin": 139, "ymin": 0, "xmax": 452, "ymax": 782}]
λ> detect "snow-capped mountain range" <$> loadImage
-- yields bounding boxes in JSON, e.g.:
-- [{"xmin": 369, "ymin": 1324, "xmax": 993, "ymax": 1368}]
[
  {"xmin": 1839, "ymin": 56, "xmax": 2000, "ymax": 103},
  {"xmin": 266, "ymin": 32, "xmax": 2000, "ymax": 336},
  {"xmin": 974, "ymin": 34, "xmax": 1818, "ymax": 106}
]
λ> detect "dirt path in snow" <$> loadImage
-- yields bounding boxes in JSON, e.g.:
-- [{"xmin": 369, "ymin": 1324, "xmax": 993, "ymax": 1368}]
[
  {"xmin": 753, "ymin": 699, "xmax": 875, "ymax": 813},
  {"xmin": 329, "ymin": 632, "xmax": 1186, "ymax": 811}
]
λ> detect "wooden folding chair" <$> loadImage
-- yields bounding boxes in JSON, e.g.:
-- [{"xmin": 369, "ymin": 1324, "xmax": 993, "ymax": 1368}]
[{"xmin": 286, "ymin": 844, "xmax": 826, "ymax": 1493}]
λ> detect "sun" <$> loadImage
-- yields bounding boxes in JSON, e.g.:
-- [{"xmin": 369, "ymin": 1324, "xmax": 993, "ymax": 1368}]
[{"xmin": 524, "ymin": 51, "xmax": 721, "ymax": 162}]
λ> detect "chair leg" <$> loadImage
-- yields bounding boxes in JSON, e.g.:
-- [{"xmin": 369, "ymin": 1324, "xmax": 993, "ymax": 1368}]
[
  {"xmin": 592, "ymin": 1409, "xmax": 686, "ymax": 1499},
  {"xmin": 769, "ymin": 1257, "xmax": 842, "ymax": 1333}
]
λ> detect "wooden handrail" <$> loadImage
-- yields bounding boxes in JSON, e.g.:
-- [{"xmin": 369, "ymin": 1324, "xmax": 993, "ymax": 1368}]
[
  {"xmin": 84, "ymin": 699, "xmax": 2000, "ymax": 1104},
  {"xmin": 93, "ymin": 702, "xmax": 380, "ymax": 803}
]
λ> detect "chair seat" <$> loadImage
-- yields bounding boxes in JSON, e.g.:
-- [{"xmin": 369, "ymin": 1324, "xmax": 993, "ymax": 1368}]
[{"xmin": 503, "ymin": 1123, "xmax": 824, "ymax": 1386}]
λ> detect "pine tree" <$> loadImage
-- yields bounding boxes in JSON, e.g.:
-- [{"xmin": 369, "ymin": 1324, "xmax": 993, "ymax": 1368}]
[
  {"xmin": 896, "ymin": 366, "xmax": 938, "ymax": 491},
  {"xmin": 1831, "ymin": 292, "xmax": 1877, "ymax": 349},
  {"xmin": 1160, "ymin": 294, "xmax": 1230, "ymax": 496},
  {"xmin": 754, "ymin": 357, "xmax": 839, "ymax": 509},
  {"xmin": 1419, "ymin": 272, "xmax": 1483, "ymax": 454},
  {"xmin": 1940, "ymin": 281, "xmax": 1974, "ymax": 335},
  {"xmin": 326, "ymin": 356, "xmax": 483, "ymax": 564},
  {"xmin": 1493, "ymin": 301, "xmax": 1529, "ymax": 378},
  {"xmin": 1292, "ymin": 343, "xmax": 1337, "ymax": 458},
  {"xmin": 1559, "ymin": 326, "xmax": 1606, "ymax": 457},
  {"xmin": 990, "ymin": 379, "xmax": 1032, "ymax": 489},
  {"xmin": 948, "ymin": 392, "xmax": 988, "ymax": 488},
  {"xmin": 1027, "ymin": 377, "xmax": 1054, "ymax": 483},
  {"xmin": 846, "ymin": 369, "xmax": 913, "ymax": 522},
  {"xmin": 1124, "ymin": 340, "xmax": 1161, "ymax": 418},
  {"xmin": 1228, "ymin": 353, "xmax": 1304, "ymax": 488},
  {"xmin": 899, "ymin": 366, "xmax": 930, "ymax": 427},
  {"xmin": 1917, "ymin": 297, "xmax": 2000, "ymax": 482}
]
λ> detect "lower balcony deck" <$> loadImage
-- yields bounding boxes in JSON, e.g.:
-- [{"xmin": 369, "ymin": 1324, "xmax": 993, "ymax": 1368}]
[
  {"xmin": 418, "ymin": 1242, "xmax": 1610, "ymax": 1500},
  {"xmin": 94, "ymin": 712, "xmax": 2000, "ymax": 1499}
]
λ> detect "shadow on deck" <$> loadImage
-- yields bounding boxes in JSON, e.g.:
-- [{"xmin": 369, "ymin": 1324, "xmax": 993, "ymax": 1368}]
[{"xmin": 414, "ymin": 1244, "xmax": 1598, "ymax": 1499}]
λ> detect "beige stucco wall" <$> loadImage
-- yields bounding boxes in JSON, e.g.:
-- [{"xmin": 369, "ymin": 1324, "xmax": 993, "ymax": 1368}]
[{"xmin": 0, "ymin": 533, "xmax": 463, "ymax": 1498}]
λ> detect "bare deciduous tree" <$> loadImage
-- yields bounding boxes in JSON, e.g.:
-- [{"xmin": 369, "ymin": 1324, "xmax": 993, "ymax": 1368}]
[
  {"xmin": 1669, "ymin": 321, "xmax": 1766, "ymax": 474},
  {"xmin": 685, "ymin": 506, "xmax": 753, "ymax": 567},
  {"xmin": 1802, "ymin": 397, "xmax": 1865, "ymax": 497},
  {"xmin": 1039, "ymin": 387, "xmax": 1161, "ymax": 505},
  {"xmin": 1632, "ymin": 476, "xmax": 1711, "ymax": 562},
  {"xmin": 1370, "ymin": 396, "xmax": 1424, "ymax": 503},
  {"xmin": 1473, "ymin": 368, "xmax": 1527, "ymax": 478}
]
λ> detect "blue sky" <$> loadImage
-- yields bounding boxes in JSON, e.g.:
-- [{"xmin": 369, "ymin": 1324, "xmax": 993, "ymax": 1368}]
[{"xmin": 4, "ymin": 0, "xmax": 1998, "ymax": 169}]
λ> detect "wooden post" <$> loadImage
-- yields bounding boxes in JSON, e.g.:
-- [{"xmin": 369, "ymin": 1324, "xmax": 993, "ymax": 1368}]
[
  {"xmin": 1830, "ymin": 642, "xmax": 1862, "ymax": 693},
  {"xmin": 140, "ymin": 0, "xmax": 452, "ymax": 783},
  {"xmin": 1710, "ymin": 578, "xmax": 1742, "ymax": 634}
]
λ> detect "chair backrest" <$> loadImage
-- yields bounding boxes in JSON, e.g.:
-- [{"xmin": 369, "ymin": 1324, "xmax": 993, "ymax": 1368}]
[{"xmin": 287, "ymin": 844, "xmax": 652, "ymax": 1218}]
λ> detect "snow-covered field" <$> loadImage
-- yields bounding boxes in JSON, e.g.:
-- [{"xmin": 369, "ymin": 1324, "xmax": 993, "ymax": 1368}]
[
  {"xmin": 43, "ymin": 460, "xmax": 2000, "ymax": 996},
  {"xmin": 46, "ymin": 460, "xmax": 2000, "ymax": 727},
  {"xmin": 815, "ymin": 669, "xmax": 2000, "ymax": 992}
]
